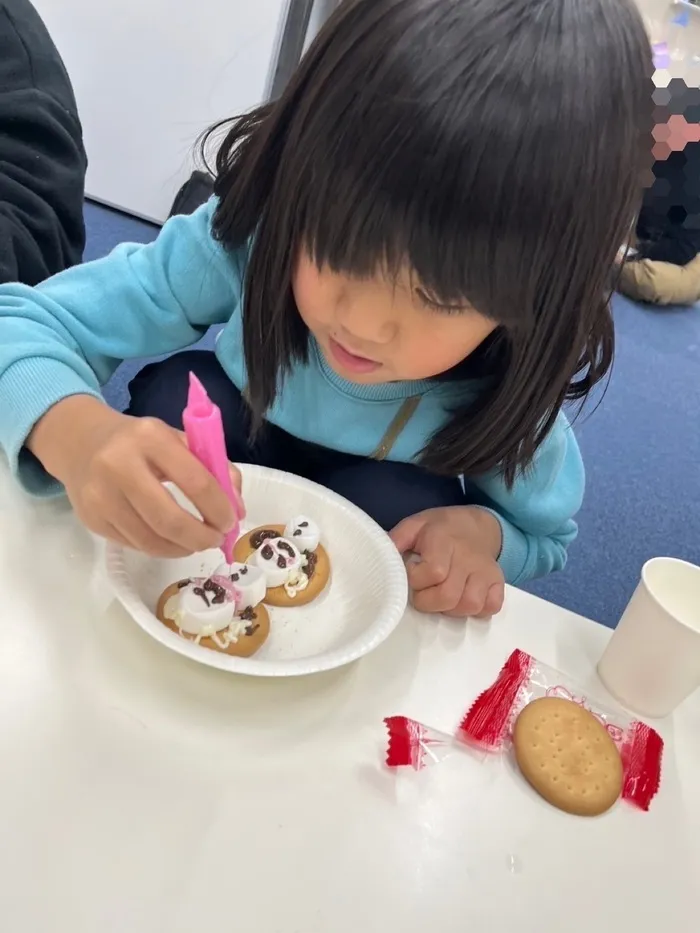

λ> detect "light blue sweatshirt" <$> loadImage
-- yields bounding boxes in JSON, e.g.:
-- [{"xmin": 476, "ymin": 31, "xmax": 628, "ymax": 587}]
[{"xmin": 0, "ymin": 199, "xmax": 583, "ymax": 584}]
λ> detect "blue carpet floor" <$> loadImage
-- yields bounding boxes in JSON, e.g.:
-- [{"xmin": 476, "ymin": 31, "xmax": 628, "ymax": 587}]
[{"xmin": 88, "ymin": 201, "xmax": 700, "ymax": 629}]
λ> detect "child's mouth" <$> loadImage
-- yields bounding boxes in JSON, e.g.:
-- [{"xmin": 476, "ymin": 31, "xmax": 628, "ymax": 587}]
[{"xmin": 328, "ymin": 338, "xmax": 382, "ymax": 374}]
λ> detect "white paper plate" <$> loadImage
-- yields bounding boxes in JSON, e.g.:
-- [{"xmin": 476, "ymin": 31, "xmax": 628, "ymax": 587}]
[{"xmin": 105, "ymin": 465, "xmax": 408, "ymax": 676}]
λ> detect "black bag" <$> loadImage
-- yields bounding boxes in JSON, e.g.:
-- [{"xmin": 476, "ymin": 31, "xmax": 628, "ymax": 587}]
[{"xmin": 168, "ymin": 170, "xmax": 214, "ymax": 218}]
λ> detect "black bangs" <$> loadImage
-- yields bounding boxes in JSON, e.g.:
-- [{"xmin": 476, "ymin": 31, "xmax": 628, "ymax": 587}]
[
  {"xmin": 262, "ymin": 0, "xmax": 650, "ymax": 330},
  {"xmin": 208, "ymin": 0, "xmax": 653, "ymax": 483}
]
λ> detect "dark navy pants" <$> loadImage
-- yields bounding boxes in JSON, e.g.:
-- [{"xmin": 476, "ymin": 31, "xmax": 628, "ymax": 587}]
[{"xmin": 127, "ymin": 350, "xmax": 466, "ymax": 531}]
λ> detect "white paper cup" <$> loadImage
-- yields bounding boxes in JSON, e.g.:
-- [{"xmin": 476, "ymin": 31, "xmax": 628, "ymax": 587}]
[{"xmin": 597, "ymin": 557, "xmax": 700, "ymax": 718}]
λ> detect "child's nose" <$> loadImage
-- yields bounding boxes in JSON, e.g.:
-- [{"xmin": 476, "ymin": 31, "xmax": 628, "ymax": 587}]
[{"xmin": 336, "ymin": 301, "xmax": 397, "ymax": 345}]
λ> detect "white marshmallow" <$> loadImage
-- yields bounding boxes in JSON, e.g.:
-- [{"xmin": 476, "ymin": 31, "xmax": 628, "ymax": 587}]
[
  {"xmin": 166, "ymin": 579, "xmax": 236, "ymax": 636},
  {"xmin": 283, "ymin": 515, "xmax": 320, "ymax": 553},
  {"xmin": 249, "ymin": 536, "xmax": 304, "ymax": 588},
  {"xmin": 215, "ymin": 562, "xmax": 266, "ymax": 610}
]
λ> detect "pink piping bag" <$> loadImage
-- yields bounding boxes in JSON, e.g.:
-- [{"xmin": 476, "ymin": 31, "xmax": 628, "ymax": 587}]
[{"xmin": 182, "ymin": 372, "xmax": 244, "ymax": 563}]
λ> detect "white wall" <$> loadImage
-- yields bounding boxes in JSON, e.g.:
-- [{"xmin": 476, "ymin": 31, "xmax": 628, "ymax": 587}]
[{"xmin": 33, "ymin": 0, "xmax": 289, "ymax": 222}]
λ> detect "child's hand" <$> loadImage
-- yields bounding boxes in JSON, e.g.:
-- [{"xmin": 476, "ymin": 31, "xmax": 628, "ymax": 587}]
[
  {"xmin": 28, "ymin": 395, "xmax": 242, "ymax": 557},
  {"xmin": 390, "ymin": 506, "xmax": 505, "ymax": 618}
]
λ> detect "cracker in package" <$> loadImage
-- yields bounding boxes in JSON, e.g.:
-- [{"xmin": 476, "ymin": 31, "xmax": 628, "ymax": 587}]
[{"xmin": 384, "ymin": 649, "xmax": 663, "ymax": 812}]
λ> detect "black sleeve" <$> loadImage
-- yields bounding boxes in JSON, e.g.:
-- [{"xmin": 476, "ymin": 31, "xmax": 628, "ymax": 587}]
[
  {"xmin": 636, "ymin": 228, "xmax": 700, "ymax": 266},
  {"xmin": 0, "ymin": 0, "xmax": 87, "ymax": 286}
]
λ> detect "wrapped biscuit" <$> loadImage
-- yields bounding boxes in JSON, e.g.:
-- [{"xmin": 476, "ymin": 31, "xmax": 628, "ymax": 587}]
[{"xmin": 384, "ymin": 649, "xmax": 664, "ymax": 812}]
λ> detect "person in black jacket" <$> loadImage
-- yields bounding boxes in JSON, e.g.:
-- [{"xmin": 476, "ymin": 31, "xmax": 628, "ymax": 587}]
[
  {"xmin": 636, "ymin": 140, "xmax": 700, "ymax": 267},
  {"xmin": 0, "ymin": 0, "xmax": 86, "ymax": 285},
  {"xmin": 619, "ymin": 78, "xmax": 700, "ymax": 305}
]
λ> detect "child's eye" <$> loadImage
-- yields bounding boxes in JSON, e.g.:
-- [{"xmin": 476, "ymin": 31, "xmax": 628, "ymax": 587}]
[{"xmin": 414, "ymin": 288, "xmax": 465, "ymax": 314}]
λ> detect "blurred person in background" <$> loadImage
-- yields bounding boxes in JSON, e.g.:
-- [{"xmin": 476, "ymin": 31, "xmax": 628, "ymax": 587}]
[
  {"xmin": 619, "ymin": 78, "xmax": 700, "ymax": 305},
  {"xmin": 0, "ymin": 0, "xmax": 86, "ymax": 285}
]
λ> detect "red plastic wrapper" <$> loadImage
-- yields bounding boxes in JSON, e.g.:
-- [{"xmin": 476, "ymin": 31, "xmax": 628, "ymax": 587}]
[
  {"xmin": 384, "ymin": 649, "xmax": 664, "ymax": 812},
  {"xmin": 384, "ymin": 716, "xmax": 454, "ymax": 769}
]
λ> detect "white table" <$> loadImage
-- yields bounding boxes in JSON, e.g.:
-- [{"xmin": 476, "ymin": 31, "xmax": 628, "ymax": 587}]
[{"xmin": 0, "ymin": 458, "xmax": 698, "ymax": 932}]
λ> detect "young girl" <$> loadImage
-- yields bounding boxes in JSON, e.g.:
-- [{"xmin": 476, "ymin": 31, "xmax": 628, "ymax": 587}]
[{"xmin": 0, "ymin": 0, "xmax": 651, "ymax": 619}]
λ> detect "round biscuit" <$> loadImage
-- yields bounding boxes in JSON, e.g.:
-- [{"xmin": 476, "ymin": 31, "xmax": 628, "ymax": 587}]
[
  {"xmin": 156, "ymin": 581, "xmax": 270, "ymax": 657},
  {"xmin": 233, "ymin": 524, "xmax": 330, "ymax": 607},
  {"xmin": 513, "ymin": 696, "xmax": 623, "ymax": 817}
]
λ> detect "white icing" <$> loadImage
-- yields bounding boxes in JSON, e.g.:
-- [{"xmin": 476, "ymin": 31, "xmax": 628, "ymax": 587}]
[
  {"xmin": 165, "ymin": 576, "xmax": 238, "ymax": 636},
  {"xmin": 284, "ymin": 568, "xmax": 309, "ymax": 598},
  {"xmin": 214, "ymin": 562, "xmax": 266, "ymax": 610},
  {"xmin": 191, "ymin": 618, "xmax": 250, "ymax": 648},
  {"xmin": 283, "ymin": 515, "xmax": 320, "ymax": 553},
  {"xmin": 248, "ymin": 536, "xmax": 304, "ymax": 588}
]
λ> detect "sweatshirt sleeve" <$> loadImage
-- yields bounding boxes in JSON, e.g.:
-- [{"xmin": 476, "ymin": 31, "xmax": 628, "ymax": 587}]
[
  {"xmin": 0, "ymin": 199, "xmax": 243, "ymax": 489},
  {"xmin": 472, "ymin": 413, "xmax": 584, "ymax": 584}
]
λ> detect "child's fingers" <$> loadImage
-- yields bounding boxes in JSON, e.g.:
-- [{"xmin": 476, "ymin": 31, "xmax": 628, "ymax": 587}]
[
  {"xmin": 111, "ymin": 493, "xmax": 195, "ymax": 558},
  {"xmin": 143, "ymin": 430, "xmax": 236, "ymax": 535},
  {"xmin": 449, "ymin": 573, "xmax": 491, "ymax": 618},
  {"xmin": 406, "ymin": 523, "xmax": 454, "ymax": 590},
  {"xmin": 99, "ymin": 523, "xmax": 132, "ymax": 550},
  {"xmin": 172, "ymin": 427, "xmax": 245, "ymax": 520},
  {"xmin": 120, "ymin": 460, "xmax": 225, "ymax": 553},
  {"xmin": 482, "ymin": 581, "xmax": 505, "ymax": 617},
  {"xmin": 228, "ymin": 463, "xmax": 246, "ymax": 519},
  {"xmin": 229, "ymin": 464, "xmax": 242, "ymax": 492},
  {"xmin": 389, "ymin": 514, "xmax": 426, "ymax": 554},
  {"xmin": 450, "ymin": 573, "xmax": 505, "ymax": 619},
  {"xmin": 83, "ymin": 490, "xmax": 194, "ymax": 557},
  {"xmin": 167, "ymin": 425, "xmax": 243, "ymax": 525},
  {"xmin": 411, "ymin": 561, "xmax": 467, "ymax": 614}
]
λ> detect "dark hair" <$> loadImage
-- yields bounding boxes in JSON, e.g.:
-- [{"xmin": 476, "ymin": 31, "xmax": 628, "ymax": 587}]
[{"xmin": 205, "ymin": 0, "xmax": 652, "ymax": 484}]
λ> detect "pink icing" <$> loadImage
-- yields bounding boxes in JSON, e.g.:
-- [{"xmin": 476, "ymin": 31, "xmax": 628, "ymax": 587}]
[{"xmin": 189, "ymin": 575, "xmax": 240, "ymax": 604}]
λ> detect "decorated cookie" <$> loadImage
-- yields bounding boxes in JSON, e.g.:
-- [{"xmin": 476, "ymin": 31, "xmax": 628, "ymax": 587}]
[
  {"xmin": 233, "ymin": 519, "xmax": 330, "ymax": 607},
  {"xmin": 513, "ymin": 697, "xmax": 623, "ymax": 817},
  {"xmin": 156, "ymin": 574, "xmax": 270, "ymax": 657},
  {"xmin": 224, "ymin": 562, "xmax": 267, "ymax": 610}
]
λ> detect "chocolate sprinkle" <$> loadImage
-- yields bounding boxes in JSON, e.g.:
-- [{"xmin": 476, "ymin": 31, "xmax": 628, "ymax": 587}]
[
  {"xmin": 250, "ymin": 528, "xmax": 280, "ymax": 549},
  {"xmin": 293, "ymin": 529, "xmax": 302, "ymax": 536},
  {"xmin": 299, "ymin": 521, "xmax": 309, "ymax": 528},
  {"xmin": 240, "ymin": 606, "xmax": 257, "ymax": 622},
  {"xmin": 193, "ymin": 586, "xmax": 210, "ymax": 607},
  {"xmin": 304, "ymin": 550, "xmax": 318, "ymax": 581},
  {"xmin": 261, "ymin": 544, "xmax": 274, "ymax": 560},
  {"xmin": 177, "ymin": 579, "xmax": 190, "ymax": 589},
  {"xmin": 231, "ymin": 573, "xmax": 239, "ymax": 582},
  {"xmin": 245, "ymin": 623, "xmax": 260, "ymax": 637},
  {"xmin": 240, "ymin": 566, "xmax": 248, "ymax": 575},
  {"xmin": 277, "ymin": 540, "xmax": 295, "ymax": 557},
  {"xmin": 202, "ymin": 578, "xmax": 227, "ymax": 605},
  {"xmin": 277, "ymin": 555, "xmax": 287, "ymax": 569}
]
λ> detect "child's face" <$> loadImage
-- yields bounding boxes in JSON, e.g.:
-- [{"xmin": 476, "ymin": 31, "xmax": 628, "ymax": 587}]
[{"xmin": 292, "ymin": 252, "xmax": 496, "ymax": 384}]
